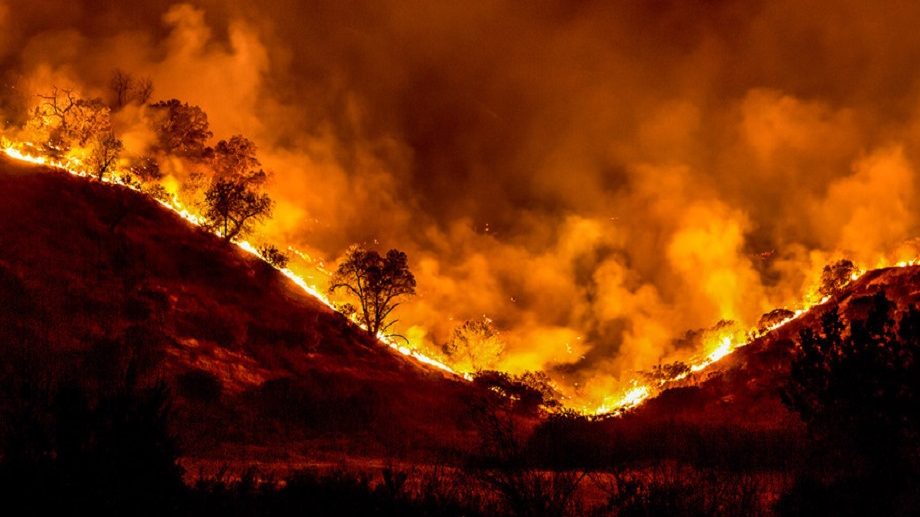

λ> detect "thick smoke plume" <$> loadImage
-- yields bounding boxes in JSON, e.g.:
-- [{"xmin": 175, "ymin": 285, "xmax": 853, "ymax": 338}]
[{"xmin": 4, "ymin": 0, "xmax": 920, "ymax": 408}]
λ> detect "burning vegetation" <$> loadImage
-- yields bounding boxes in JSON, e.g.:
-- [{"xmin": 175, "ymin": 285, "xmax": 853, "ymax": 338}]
[
  {"xmin": 3, "ymin": 0, "xmax": 920, "ymax": 417},
  {"xmin": 3, "ymin": 77, "xmax": 912, "ymax": 417},
  {"xmin": 2, "ymin": 1, "xmax": 920, "ymax": 513}
]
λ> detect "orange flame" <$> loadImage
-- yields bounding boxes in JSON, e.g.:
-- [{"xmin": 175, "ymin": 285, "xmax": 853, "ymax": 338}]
[{"xmin": 1, "ymin": 138, "xmax": 466, "ymax": 380}]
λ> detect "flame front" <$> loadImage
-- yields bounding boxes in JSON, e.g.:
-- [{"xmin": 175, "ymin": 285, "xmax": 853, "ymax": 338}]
[
  {"xmin": 3, "ymin": 134, "xmax": 918, "ymax": 416},
  {"xmin": 1, "ymin": 139, "xmax": 464, "ymax": 379}
]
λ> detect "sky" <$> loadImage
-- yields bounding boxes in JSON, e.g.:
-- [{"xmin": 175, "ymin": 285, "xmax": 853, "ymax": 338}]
[{"xmin": 3, "ymin": 0, "xmax": 920, "ymax": 406}]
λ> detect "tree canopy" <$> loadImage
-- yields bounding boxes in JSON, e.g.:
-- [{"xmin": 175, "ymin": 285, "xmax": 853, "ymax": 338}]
[
  {"xmin": 330, "ymin": 247, "xmax": 416, "ymax": 337},
  {"xmin": 148, "ymin": 99, "xmax": 212, "ymax": 158},
  {"xmin": 783, "ymin": 292, "xmax": 920, "ymax": 474},
  {"xmin": 201, "ymin": 178, "xmax": 272, "ymax": 242},
  {"xmin": 818, "ymin": 259, "xmax": 859, "ymax": 298}
]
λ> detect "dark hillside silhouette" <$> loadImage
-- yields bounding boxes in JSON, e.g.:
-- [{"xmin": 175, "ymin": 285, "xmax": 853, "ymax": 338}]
[{"xmin": 0, "ymin": 158, "xmax": 490, "ymax": 469}]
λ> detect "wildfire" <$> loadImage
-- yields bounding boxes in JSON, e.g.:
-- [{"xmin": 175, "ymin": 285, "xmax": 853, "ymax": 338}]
[
  {"xmin": 3, "ymin": 136, "xmax": 918, "ymax": 416},
  {"xmin": 0, "ymin": 139, "xmax": 464, "ymax": 379},
  {"xmin": 589, "ymin": 258, "xmax": 920, "ymax": 417}
]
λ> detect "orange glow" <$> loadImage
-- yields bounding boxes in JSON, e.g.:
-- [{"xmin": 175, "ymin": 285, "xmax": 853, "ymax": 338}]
[
  {"xmin": 7, "ymin": 0, "xmax": 920, "ymax": 416},
  {"xmin": 1, "ymin": 138, "xmax": 464, "ymax": 379},
  {"xmin": 5, "ymin": 135, "xmax": 919, "ymax": 415}
]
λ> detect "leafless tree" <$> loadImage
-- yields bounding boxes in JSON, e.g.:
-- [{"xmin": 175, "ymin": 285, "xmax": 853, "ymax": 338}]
[
  {"xmin": 34, "ymin": 87, "xmax": 113, "ymax": 153},
  {"xmin": 109, "ymin": 69, "xmax": 155, "ymax": 110},
  {"xmin": 35, "ymin": 86, "xmax": 78, "ymax": 130},
  {"xmin": 110, "ymin": 69, "xmax": 132, "ymax": 109},
  {"xmin": 134, "ymin": 77, "xmax": 154, "ymax": 105}
]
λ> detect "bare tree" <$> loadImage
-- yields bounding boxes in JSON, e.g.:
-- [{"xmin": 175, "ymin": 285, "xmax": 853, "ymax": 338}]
[
  {"xmin": 35, "ymin": 86, "xmax": 78, "ymax": 130},
  {"xmin": 109, "ymin": 69, "xmax": 155, "ymax": 110},
  {"xmin": 202, "ymin": 178, "xmax": 272, "ymax": 241},
  {"xmin": 329, "ymin": 247, "xmax": 417, "ymax": 337},
  {"xmin": 134, "ymin": 77, "xmax": 154, "ymax": 105},
  {"xmin": 110, "ymin": 69, "xmax": 132, "ymax": 109},
  {"xmin": 33, "ymin": 87, "xmax": 112, "ymax": 152}
]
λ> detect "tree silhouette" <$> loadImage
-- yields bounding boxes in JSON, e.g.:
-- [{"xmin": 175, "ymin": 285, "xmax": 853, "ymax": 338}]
[
  {"xmin": 472, "ymin": 370, "xmax": 561, "ymax": 415},
  {"xmin": 127, "ymin": 154, "xmax": 162, "ymax": 183},
  {"xmin": 258, "ymin": 244, "xmax": 289, "ymax": 268},
  {"xmin": 783, "ymin": 292, "xmax": 920, "ymax": 474},
  {"xmin": 330, "ymin": 247, "xmax": 416, "ymax": 337},
  {"xmin": 211, "ymin": 135, "xmax": 266, "ymax": 184},
  {"xmin": 202, "ymin": 178, "xmax": 272, "ymax": 241},
  {"xmin": 88, "ymin": 131, "xmax": 123, "ymax": 181},
  {"xmin": 149, "ymin": 99, "xmax": 212, "ymax": 158},
  {"xmin": 32, "ymin": 87, "xmax": 113, "ymax": 156},
  {"xmin": 818, "ymin": 259, "xmax": 859, "ymax": 297},
  {"xmin": 109, "ymin": 69, "xmax": 153, "ymax": 110}
]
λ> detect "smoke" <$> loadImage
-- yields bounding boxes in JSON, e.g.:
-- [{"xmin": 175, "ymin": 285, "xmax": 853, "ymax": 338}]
[{"xmin": 4, "ymin": 0, "xmax": 920, "ymax": 407}]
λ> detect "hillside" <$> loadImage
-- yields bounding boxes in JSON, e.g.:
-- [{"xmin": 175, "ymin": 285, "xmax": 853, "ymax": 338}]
[
  {"xmin": 528, "ymin": 263, "xmax": 920, "ymax": 471},
  {"xmin": 624, "ymin": 264, "xmax": 920, "ymax": 426},
  {"xmin": 0, "ymin": 157, "xmax": 491, "ymax": 469}
]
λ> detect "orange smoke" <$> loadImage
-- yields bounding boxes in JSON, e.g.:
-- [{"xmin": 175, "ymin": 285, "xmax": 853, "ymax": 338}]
[{"xmin": 4, "ymin": 0, "xmax": 920, "ymax": 411}]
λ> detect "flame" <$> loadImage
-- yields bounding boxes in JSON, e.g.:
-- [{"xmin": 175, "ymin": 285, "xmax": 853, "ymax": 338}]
[
  {"xmin": 587, "ymin": 260, "xmax": 920, "ymax": 417},
  {"xmin": 594, "ymin": 385, "xmax": 650, "ymax": 416},
  {"xmin": 4, "ymin": 136, "xmax": 918, "ymax": 415},
  {"xmin": 1, "ymin": 139, "xmax": 465, "ymax": 380}
]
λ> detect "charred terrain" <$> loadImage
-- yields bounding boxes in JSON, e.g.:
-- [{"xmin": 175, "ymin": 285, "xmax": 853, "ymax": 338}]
[{"xmin": 1, "ymin": 158, "xmax": 919, "ymax": 515}]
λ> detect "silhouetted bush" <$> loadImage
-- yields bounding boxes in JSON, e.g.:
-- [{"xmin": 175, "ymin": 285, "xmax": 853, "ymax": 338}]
[
  {"xmin": 817, "ymin": 258, "xmax": 859, "ymax": 297},
  {"xmin": 779, "ymin": 291, "xmax": 920, "ymax": 513},
  {"xmin": 0, "ymin": 358, "xmax": 184, "ymax": 515},
  {"xmin": 473, "ymin": 370, "xmax": 560, "ymax": 415}
]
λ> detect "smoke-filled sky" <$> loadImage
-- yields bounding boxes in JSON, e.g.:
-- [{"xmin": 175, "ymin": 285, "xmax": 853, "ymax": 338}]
[{"xmin": 4, "ymin": 0, "xmax": 920, "ymax": 406}]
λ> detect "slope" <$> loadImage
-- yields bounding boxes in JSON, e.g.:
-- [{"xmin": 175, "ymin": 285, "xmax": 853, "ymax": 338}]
[
  {"xmin": 626, "ymin": 263, "xmax": 920, "ymax": 427},
  {"xmin": 0, "ymin": 157, "xmax": 489, "ymax": 468}
]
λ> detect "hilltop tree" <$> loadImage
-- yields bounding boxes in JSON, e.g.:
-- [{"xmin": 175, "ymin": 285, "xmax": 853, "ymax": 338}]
[
  {"xmin": 148, "ymin": 99, "xmax": 212, "ymax": 158},
  {"xmin": 640, "ymin": 361, "xmax": 691, "ymax": 384},
  {"xmin": 444, "ymin": 317, "xmax": 505, "ymax": 371},
  {"xmin": 330, "ymin": 247, "xmax": 416, "ymax": 337},
  {"xmin": 201, "ymin": 178, "xmax": 272, "ymax": 242}
]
